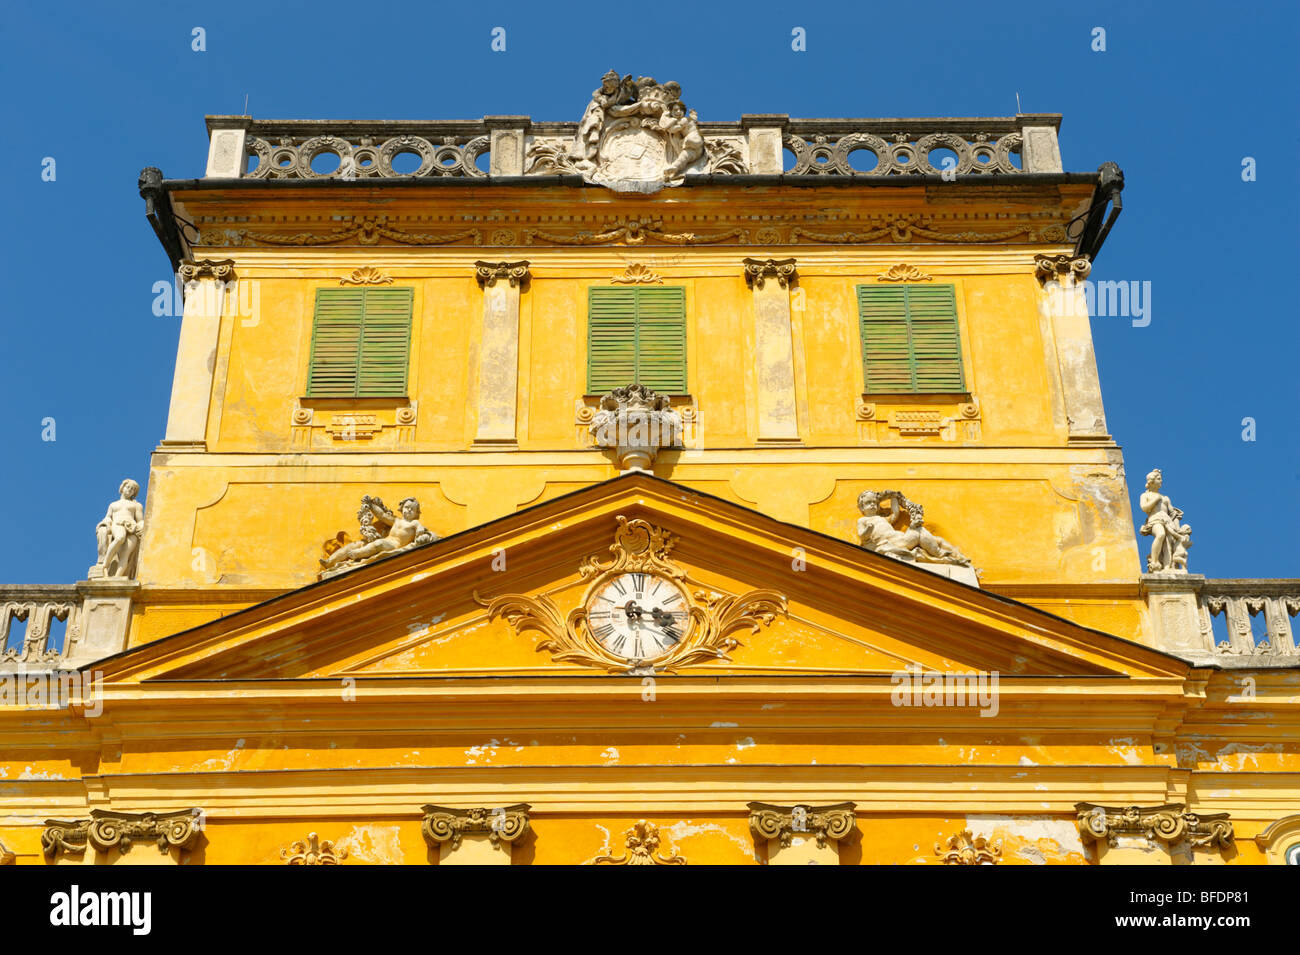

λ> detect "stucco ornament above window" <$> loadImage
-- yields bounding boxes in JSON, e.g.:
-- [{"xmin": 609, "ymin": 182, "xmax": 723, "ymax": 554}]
[{"xmin": 525, "ymin": 72, "xmax": 742, "ymax": 192}]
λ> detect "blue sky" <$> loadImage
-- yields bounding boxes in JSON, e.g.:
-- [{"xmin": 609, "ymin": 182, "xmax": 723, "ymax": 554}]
[{"xmin": 0, "ymin": 0, "xmax": 1295, "ymax": 585}]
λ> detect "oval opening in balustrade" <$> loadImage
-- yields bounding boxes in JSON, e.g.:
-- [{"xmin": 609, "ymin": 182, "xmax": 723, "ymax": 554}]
[
  {"xmin": 309, "ymin": 151, "xmax": 342, "ymax": 176},
  {"xmin": 926, "ymin": 147, "xmax": 960, "ymax": 175},
  {"xmin": 389, "ymin": 150, "xmax": 423, "ymax": 175}
]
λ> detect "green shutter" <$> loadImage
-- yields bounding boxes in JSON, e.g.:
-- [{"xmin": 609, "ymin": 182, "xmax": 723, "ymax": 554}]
[
  {"xmin": 858, "ymin": 284, "xmax": 964, "ymax": 393},
  {"xmin": 308, "ymin": 287, "xmax": 412, "ymax": 398},
  {"xmin": 587, "ymin": 286, "xmax": 687, "ymax": 394}
]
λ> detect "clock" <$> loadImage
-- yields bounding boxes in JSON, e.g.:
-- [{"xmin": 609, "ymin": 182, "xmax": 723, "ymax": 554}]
[
  {"xmin": 480, "ymin": 516, "xmax": 787, "ymax": 674},
  {"xmin": 585, "ymin": 571, "xmax": 691, "ymax": 662}
]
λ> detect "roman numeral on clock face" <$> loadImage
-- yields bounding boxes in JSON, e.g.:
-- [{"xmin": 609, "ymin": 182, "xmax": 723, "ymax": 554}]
[{"xmin": 593, "ymin": 622, "xmax": 615, "ymax": 641}]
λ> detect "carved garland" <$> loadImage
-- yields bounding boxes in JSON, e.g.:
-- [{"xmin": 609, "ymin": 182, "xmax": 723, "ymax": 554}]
[
  {"xmin": 523, "ymin": 217, "xmax": 747, "ymax": 247},
  {"xmin": 748, "ymin": 802, "xmax": 857, "ymax": 849},
  {"xmin": 421, "ymin": 804, "xmax": 531, "ymax": 851},
  {"xmin": 196, "ymin": 214, "xmax": 1070, "ymax": 249},
  {"xmin": 1075, "ymin": 803, "xmax": 1235, "ymax": 850},
  {"xmin": 42, "ymin": 809, "xmax": 203, "ymax": 858},
  {"xmin": 477, "ymin": 516, "xmax": 787, "ymax": 673}
]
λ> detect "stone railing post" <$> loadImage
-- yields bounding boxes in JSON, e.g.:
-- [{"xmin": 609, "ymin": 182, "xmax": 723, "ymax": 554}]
[
  {"xmin": 1019, "ymin": 118, "xmax": 1063, "ymax": 173},
  {"xmin": 741, "ymin": 114, "xmax": 788, "ymax": 174},
  {"xmin": 1141, "ymin": 574, "xmax": 1208, "ymax": 655},
  {"xmin": 484, "ymin": 116, "xmax": 529, "ymax": 176},
  {"xmin": 205, "ymin": 117, "xmax": 250, "ymax": 178}
]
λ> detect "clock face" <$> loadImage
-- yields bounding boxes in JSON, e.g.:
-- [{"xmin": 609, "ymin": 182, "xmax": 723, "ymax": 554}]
[{"xmin": 586, "ymin": 572, "xmax": 690, "ymax": 661}]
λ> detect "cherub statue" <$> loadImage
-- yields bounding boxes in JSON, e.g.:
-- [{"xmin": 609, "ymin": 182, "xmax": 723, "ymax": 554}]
[
  {"xmin": 856, "ymin": 490, "xmax": 972, "ymax": 567},
  {"xmin": 319, "ymin": 496, "xmax": 437, "ymax": 577},
  {"xmin": 659, "ymin": 101, "xmax": 705, "ymax": 180},
  {"xmin": 573, "ymin": 69, "xmax": 633, "ymax": 165},
  {"xmin": 94, "ymin": 479, "xmax": 145, "ymax": 578},
  {"xmin": 1139, "ymin": 469, "xmax": 1192, "ymax": 572}
]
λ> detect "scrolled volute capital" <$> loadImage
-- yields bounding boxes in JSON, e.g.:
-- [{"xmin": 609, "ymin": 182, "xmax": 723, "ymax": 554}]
[
  {"xmin": 1033, "ymin": 253, "xmax": 1091, "ymax": 284},
  {"xmin": 421, "ymin": 803, "xmax": 531, "ymax": 851},
  {"xmin": 747, "ymin": 801, "xmax": 857, "ymax": 849},
  {"xmin": 43, "ymin": 809, "xmax": 203, "ymax": 858},
  {"xmin": 1075, "ymin": 802, "xmax": 1234, "ymax": 850},
  {"xmin": 742, "ymin": 257, "xmax": 798, "ymax": 289},
  {"xmin": 474, "ymin": 260, "xmax": 531, "ymax": 288},
  {"xmin": 178, "ymin": 258, "xmax": 237, "ymax": 283}
]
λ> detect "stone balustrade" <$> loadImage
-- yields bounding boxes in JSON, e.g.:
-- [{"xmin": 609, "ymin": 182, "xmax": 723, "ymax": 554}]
[
  {"xmin": 1143, "ymin": 576, "xmax": 1300, "ymax": 666},
  {"xmin": 0, "ymin": 579, "xmax": 137, "ymax": 674},
  {"xmin": 0, "ymin": 586, "xmax": 82, "ymax": 669},
  {"xmin": 204, "ymin": 113, "xmax": 1064, "ymax": 181}
]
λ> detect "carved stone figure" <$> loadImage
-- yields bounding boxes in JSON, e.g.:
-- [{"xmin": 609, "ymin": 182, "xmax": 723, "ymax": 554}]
[
  {"xmin": 526, "ymin": 72, "xmax": 721, "ymax": 192},
  {"xmin": 856, "ymin": 490, "xmax": 972, "ymax": 568},
  {"xmin": 91, "ymin": 479, "xmax": 144, "ymax": 579},
  {"xmin": 319, "ymin": 495, "xmax": 437, "ymax": 578},
  {"xmin": 1140, "ymin": 469, "xmax": 1192, "ymax": 573},
  {"xmin": 589, "ymin": 384, "xmax": 682, "ymax": 471}
]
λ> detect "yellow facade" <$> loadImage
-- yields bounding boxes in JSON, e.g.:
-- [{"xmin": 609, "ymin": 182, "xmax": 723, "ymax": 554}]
[{"xmin": 1, "ymin": 104, "xmax": 1297, "ymax": 866}]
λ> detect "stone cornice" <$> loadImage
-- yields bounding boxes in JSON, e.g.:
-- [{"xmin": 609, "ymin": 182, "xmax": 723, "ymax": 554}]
[
  {"xmin": 1075, "ymin": 802, "xmax": 1234, "ymax": 849},
  {"xmin": 421, "ymin": 803, "xmax": 531, "ymax": 850},
  {"xmin": 41, "ymin": 809, "xmax": 203, "ymax": 858},
  {"xmin": 748, "ymin": 801, "xmax": 856, "ymax": 848}
]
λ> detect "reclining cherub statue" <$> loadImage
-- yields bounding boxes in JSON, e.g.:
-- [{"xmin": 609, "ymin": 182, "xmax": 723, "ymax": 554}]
[{"xmin": 319, "ymin": 495, "xmax": 437, "ymax": 577}]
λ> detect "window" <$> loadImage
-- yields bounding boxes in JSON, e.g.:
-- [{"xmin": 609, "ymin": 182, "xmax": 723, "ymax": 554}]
[
  {"xmin": 857, "ymin": 283, "xmax": 965, "ymax": 393},
  {"xmin": 587, "ymin": 286, "xmax": 687, "ymax": 394},
  {"xmin": 306, "ymin": 287, "xmax": 413, "ymax": 398}
]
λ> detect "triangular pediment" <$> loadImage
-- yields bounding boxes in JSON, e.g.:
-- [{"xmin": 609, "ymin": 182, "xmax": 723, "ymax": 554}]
[{"xmin": 94, "ymin": 474, "xmax": 1188, "ymax": 684}]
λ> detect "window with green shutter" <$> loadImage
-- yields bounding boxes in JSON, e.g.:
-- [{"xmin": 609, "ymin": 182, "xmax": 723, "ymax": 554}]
[
  {"xmin": 307, "ymin": 287, "xmax": 413, "ymax": 398},
  {"xmin": 857, "ymin": 283, "xmax": 965, "ymax": 393},
  {"xmin": 587, "ymin": 286, "xmax": 687, "ymax": 393}
]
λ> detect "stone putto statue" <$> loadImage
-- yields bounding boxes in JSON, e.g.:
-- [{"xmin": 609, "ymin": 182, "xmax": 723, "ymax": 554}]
[
  {"xmin": 319, "ymin": 496, "xmax": 438, "ymax": 579},
  {"xmin": 856, "ymin": 491, "xmax": 973, "ymax": 568},
  {"xmin": 91, "ymin": 479, "xmax": 145, "ymax": 579},
  {"xmin": 1139, "ymin": 469, "xmax": 1192, "ymax": 573}
]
